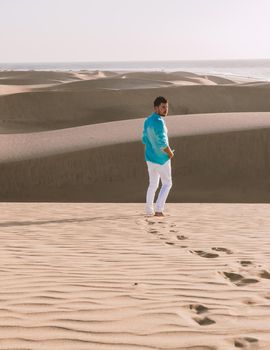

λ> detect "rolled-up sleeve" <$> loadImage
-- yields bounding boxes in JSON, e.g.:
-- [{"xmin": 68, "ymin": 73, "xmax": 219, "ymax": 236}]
[{"xmin": 154, "ymin": 120, "xmax": 168, "ymax": 149}]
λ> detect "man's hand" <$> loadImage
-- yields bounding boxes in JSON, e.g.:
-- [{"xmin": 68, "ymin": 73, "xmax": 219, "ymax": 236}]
[{"xmin": 163, "ymin": 146, "xmax": 175, "ymax": 159}]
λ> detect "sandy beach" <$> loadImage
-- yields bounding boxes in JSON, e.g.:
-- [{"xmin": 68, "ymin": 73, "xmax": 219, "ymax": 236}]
[
  {"xmin": 0, "ymin": 202, "xmax": 270, "ymax": 349},
  {"xmin": 0, "ymin": 70, "xmax": 270, "ymax": 349}
]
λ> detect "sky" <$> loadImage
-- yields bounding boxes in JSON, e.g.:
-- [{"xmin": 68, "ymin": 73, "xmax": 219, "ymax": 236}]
[{"xmin": 1, "ymin": 0, "xmax": 270, "ymax": 62}]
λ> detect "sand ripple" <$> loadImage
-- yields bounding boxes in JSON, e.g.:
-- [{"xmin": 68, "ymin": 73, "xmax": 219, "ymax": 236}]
[{"xmin": 0, "ymin": 203, "xmax": 269, "ymax": 349}]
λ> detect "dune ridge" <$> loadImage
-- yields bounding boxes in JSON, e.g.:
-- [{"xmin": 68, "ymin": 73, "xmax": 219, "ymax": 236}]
[
  {"xmin": 2, "ymin": 84, "xmax": 270, "ymax": 132},
  {"xmin": 0, "ymin": 112, "xmax": 270, "ymax": 202},
  {"xmin": 0, "ymin": 112, "xmax": 269, "ymax": 162},
  {"xmin": 0, "ymin": 70, "xmax": 268, "ymax": 133}
]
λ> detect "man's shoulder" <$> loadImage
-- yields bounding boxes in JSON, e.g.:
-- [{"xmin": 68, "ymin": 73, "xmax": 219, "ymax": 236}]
[
  {"xmin": 144, "ymin": 113, "xmax": 164, "ymax": 127},
  {"xmin": 144, "ymin": 113, "xmax": 154, "ymax": 125},
  {"xmin": 146, "ymin": 113, "xmax": 154, "ymax": 119},
  {"xmin": 153, "ymin": 116, "xmax": 164, "ymax": 126}
]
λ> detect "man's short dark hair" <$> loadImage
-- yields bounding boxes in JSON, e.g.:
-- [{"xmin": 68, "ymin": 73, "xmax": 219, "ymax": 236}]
[{"xmin": 154, "ymin": 96, "xmax": 168, "ymax": 107}]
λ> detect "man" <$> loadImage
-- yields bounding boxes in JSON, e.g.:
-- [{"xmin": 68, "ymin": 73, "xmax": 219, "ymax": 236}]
[{"xmin": 142, "ymin": 96, "xmax": 174, "ymax": 217}]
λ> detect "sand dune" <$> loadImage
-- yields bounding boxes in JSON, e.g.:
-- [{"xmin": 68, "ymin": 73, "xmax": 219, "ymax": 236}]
[
  {"xmin": 114, "ymin": 71, "xmax": 237, "ymax": 84},
  {"xmin": 0, "ymin": 70, "xmax": 118, "ymax": 85},
  {"xmin": 0, "ymin": 112, "xmax": 270, "ymax": 202},
  {"xmin": 0, "ymin": 84, "xmax": 34, "ymax": 96},
  {"xmin": 1, "ymin": 83, "xmax": 270, "ymax": 133},
  {"xmin": 0, "ymin": 112, "xmax": 270, "ymax": 162},
  {"xmin": 0, "ymin": 202, "xmax": 269, "ymax": 349},
  {"xmin": 202, "ymin": 74, "xmax": 237, "ymax": 84},
  {"xmin": 120, "ymin": 71, "xmax": 201, "ymax": 80},
  {"xmin": 0, "ymin": 70, "xmax": 80, "ymax": 85},
  {"xmin": 0, "ymin": 70, "xmax": 118, "ymax": 103},
  {"xmin": 44, "ymin": 76, "xmax": 175, "ymax": 91},
  {"xmin": 0, "ymin": 70, "xmax": 270, "ymax": 201}
]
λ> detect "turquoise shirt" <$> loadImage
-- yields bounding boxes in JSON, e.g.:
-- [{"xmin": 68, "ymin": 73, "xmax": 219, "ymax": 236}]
[{"xmin": 142, "ymin": 112, "xmax": 169, "ymax": 165}]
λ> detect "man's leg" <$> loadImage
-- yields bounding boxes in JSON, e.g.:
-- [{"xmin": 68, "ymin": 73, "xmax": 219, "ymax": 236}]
[
  {"xmin": 146, "ymin": 161, "xmax": 160, "ymax": 215},
  {"xmin": 155, "ymin": 160, "xmax": 172, "ymax": 214}
]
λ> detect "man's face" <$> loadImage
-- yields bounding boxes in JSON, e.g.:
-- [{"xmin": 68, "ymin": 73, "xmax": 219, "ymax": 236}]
[{"xmin": 155, "ymin": 102, "xmax": 169, "ymax": 117}]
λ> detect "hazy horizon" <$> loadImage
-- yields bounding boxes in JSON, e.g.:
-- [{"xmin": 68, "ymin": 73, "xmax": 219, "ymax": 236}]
[{"xmin": 2, "ymin": 58, "xmax": 270, "ymax": 64}]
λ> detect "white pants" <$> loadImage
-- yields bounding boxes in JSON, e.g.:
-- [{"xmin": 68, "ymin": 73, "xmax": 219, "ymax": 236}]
[{"xmin": 146, "ymin": 160, "xmax": 172, "ymax": 215}]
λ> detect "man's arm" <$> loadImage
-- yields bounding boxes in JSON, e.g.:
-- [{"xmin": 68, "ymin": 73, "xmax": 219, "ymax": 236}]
[
  {"xmin": 163, "ymin": 146, "xmax": 174, "ymax": 159},
  {"xmin": 142, "ymin": 120, "xmax": 147, "ymax": 144},
  {"xmin": 154, "ymin": 119, "xmax": 174, "ymax": 158}
]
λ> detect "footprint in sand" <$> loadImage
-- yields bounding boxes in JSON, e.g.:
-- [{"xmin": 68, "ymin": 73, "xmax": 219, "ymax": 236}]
[
  {"xmin": 235, "ymin": 278, "xmax": 260, "ymax": 287},
  {"xmin": 262, "ymin": 292, "xmax": 270, "ymax": 300},
  {"xmin": 234, "ymin": 337, "xmax": 258, "ymax": 348},
  {"xmin": 212, "ymin": 247, "xmax": 233, "ymax": 255},
  {"xmin": 149, "ymin": 229, "xmax": 158, "ymax": 234},
  {"xmin": 190, "ymin": 250, "xmax": 219, "ymax": 258},
  {"xmin": 146, "ymin": 219, "xmax": 182, "ymax": 245},
  {"xmin": 239, "ymin": 260, "xmax": 253, "ymax": 267},
  {"xmin": 258, "ymin": 270, "xmax": 270, "ymax": 279},
  {"xmin": 238, "ymin": 261, "xmax": 270, "ymax": 280},
  {"xmin": 194, "ymin": 316, "xmax": 216, "ymax": 326},
  {"xmin": 242, "ymin": 298, "xmax": 257, "ymax": 305},
  {"xmin": 222, "ymin": 272, "xmax": 259, "ymax": 286},
  {"xmin": 189, "ymin": 304, "xmax": 216, "ymax": 326},
  {"xmin": 177, "ymin": 235, "xmax": 188, "ymax": 240},
  {"xmin": 190, "ymin": 304, "xmax": 209, "ymax": 314},
  {"xmin": 146, "ymin": 220, "xmax": 155, "ymax": 225}
]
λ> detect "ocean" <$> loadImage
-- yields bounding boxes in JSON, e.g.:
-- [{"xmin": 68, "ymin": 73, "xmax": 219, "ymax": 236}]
[{"xmin": 1, "ymin": 59, "xmax": 270, "ymax": 81}]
